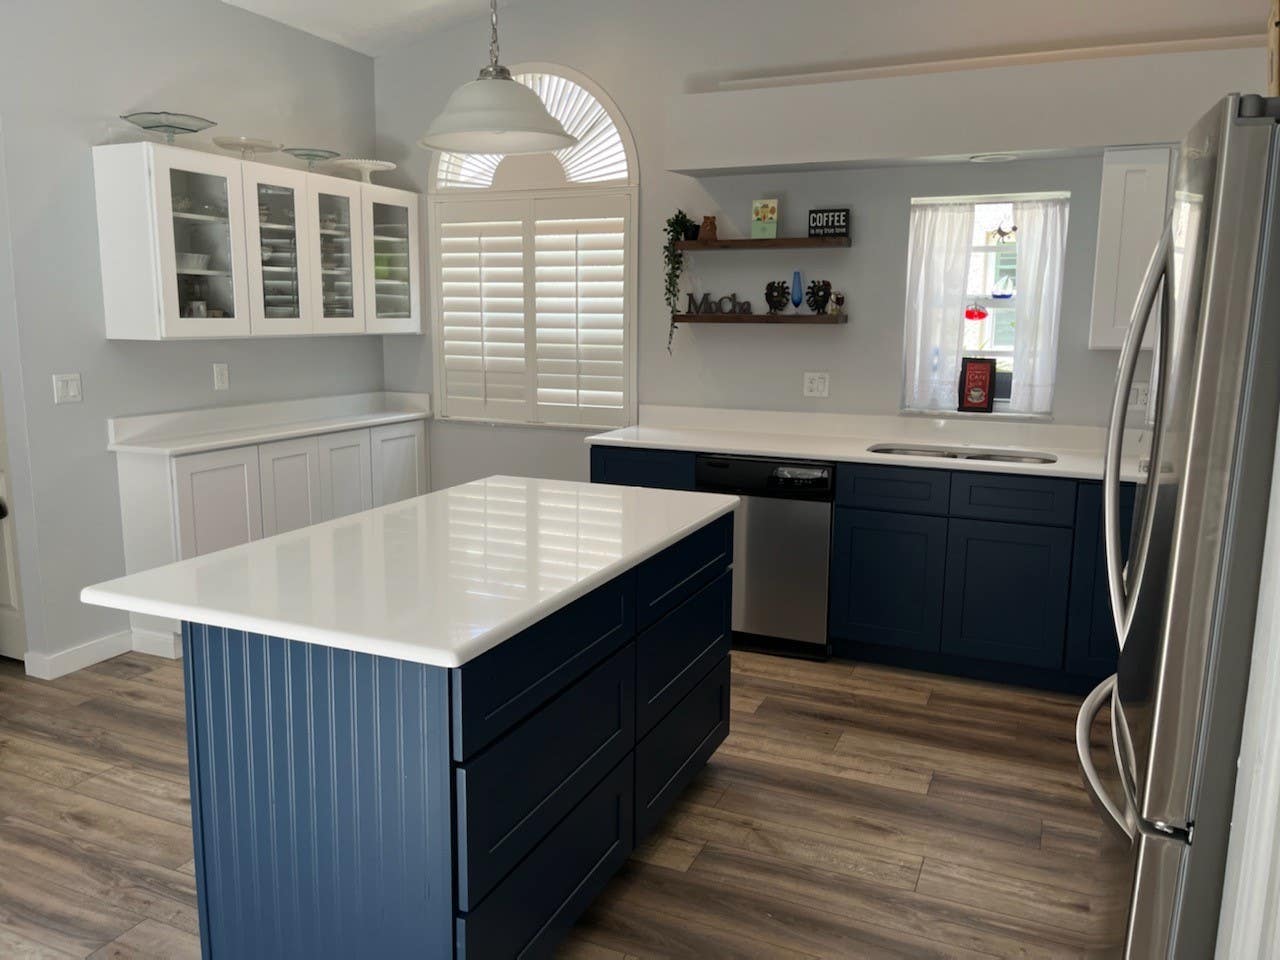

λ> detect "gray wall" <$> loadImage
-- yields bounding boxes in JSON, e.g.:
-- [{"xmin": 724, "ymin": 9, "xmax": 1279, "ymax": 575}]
[
  {"xmin": 374, "ymin": 0, "xmax": 1163, "ymax": 484},
  {"xmin": 0, "ymin": 0, "xmax": 380, "ymax": 659}
]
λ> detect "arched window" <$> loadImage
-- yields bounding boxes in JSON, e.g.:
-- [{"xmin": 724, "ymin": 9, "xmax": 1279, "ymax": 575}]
[{"xmin": 428, "ymin": 65, "xmax": 637, "ymax": 428}]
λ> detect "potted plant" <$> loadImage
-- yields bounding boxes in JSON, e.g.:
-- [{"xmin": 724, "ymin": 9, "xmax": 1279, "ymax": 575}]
[{"xmin": 664, "ymin": 210, "xmax": 696, "ymax": 351}]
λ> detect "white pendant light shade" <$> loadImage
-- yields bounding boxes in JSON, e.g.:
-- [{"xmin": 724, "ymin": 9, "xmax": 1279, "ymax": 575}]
[
  {"xmin": 418, "ymin": 0, "xmax": 576, "ymax": 155},
  {"xmin": 419, "ymin": 73, "xmax": 575, "ymax": 154}
]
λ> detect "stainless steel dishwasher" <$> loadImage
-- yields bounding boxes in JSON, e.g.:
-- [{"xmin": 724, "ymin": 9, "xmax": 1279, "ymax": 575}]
[{"xmin": 694, "ymin": 454, "xmax": 833, "ymax": 658}]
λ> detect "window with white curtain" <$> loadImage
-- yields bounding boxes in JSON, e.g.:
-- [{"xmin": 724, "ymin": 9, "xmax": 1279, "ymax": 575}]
[
  {"xmin": 429, "ymin": 68, "xmax": 637, "ymax": 428},
  {"xmin": 902, "ymin": 193, "xmax": 1069, "ymax": 415}
]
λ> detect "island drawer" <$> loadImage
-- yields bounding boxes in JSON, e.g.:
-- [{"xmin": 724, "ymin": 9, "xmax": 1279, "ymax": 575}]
[
  {"xmin": 949, "ymin": 472, "xmax": 1077, "ymax": 527},
  {"xmin": 456, "ymin": 759, "xmax": 634, "ymax": 960},
  {"xmin": 635, "ymin": 513, "xmax": 733, "ymax": 629},
  {"xmin": 451, "ymin": 575, "xmax": 635, "ymax": 761},
  {"xmin": 637, "ymin": 569, "xmax": 732, "ymax": 736},
  {"xmin": 455, "ymin": 643, "xmax": 635, "ymax": 910},
  {"xmin": 635, "ymin": 654, "xmax": 731, "ymax": 840},
  {"xmin": 836, "ymin": 463, "xmax": 951, "ymax": 515}
]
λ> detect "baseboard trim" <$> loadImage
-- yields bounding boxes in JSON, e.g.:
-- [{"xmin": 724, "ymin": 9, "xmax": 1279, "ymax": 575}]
[
  {"xmin": 24, "ymin": 629, "xmax": 133, "ymax": 680},
  {"xmin": 131, "ymin": 627, "xmax": 181, "ymax": 659}
]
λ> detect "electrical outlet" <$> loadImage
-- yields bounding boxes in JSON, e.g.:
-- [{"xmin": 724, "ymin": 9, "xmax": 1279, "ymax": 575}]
[
  {"xmin": 803, "ymin": 371, "xmax": 830, "ymax": 398},
  {"xmin": 212, "ymin": 363, "xmax": 230, "ymax": 391},
  {"xmin": 52, "ymin": 373, "xmax": 82, "ymax": 405},
  {"xmin": 1128, "ymin": 382, "xmax": 1150, "ymax": 409}
]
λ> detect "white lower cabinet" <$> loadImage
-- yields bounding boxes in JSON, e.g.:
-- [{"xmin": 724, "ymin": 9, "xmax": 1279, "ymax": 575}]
[
  {"xmin": 371, "ymin": 421, "xmax": 428, "ymax": 507},
  {"xmin": 173, "ymin": 447, "xmax": 264, "ymax": 559},
  {"xmin": 317, "ymin": 429, "xmax": 374, "ymax": 520},
  {"xmin": 258, "ymin": 437, "xmax": 324, "ymax": 537}
]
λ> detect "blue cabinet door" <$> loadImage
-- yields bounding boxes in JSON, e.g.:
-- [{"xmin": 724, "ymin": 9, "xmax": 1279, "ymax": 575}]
[
  {"xmin": 589, "ymin": 446, "xmax": 696, "ymax": 490},
  {"xmin": 1065, "ymin": 482, "xmax": 1136, "ymax": 678},
  {"xmin": 942, "ymin": 518, "xmax": 1072, "ymax": 668},
  {"xmin": 829, "ymin": 507, "xmax": 947, "ymax": 654}
]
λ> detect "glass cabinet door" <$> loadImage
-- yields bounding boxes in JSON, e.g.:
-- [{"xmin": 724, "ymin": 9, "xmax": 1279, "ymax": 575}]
[
  {"xmin": 242, "ymin": 162, "xmax": 312, "ymax": 335},
  {"xmin": 152, "ymin": 145, "xmax": 250, "ymax": 337},
  {"xmin": 362, "ymin": 185, "xmax": 421, "ymax": 334},
  {"xmin": 307, "ymin": 176, "xmax": 365, "ymax": 334}
]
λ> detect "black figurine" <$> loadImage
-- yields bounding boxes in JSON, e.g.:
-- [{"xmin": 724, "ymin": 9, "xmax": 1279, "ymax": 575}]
[
  {"xmin": 764, "ymin": 280, "xmax": 791, "ymax": 314},
  {"xmin": 805, "ymin": 280, "xmax": 832, "ymax": 314}
]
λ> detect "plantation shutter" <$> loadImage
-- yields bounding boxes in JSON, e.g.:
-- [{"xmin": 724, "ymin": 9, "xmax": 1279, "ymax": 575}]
[
  {"xmin": 533, "ymin": 195, "xmax": 630, "ymax": 427},
  {"xmin": 437, "ymin": 200, "xmax": 531, "ymax": 420}
]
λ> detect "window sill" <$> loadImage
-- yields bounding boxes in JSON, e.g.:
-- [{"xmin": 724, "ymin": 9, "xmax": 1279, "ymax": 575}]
[
  {"xmin": 898, "ymin": 408, "xmax": 1053, "ymax": 424},
  {"xmin": 436, "ymin": 414, "xmax": 630, "ymax": 432}
]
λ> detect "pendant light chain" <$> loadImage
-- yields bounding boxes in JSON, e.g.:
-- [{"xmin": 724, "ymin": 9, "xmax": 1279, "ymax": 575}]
[{"xmin": 489, "ymin": 0, "xmax": 500, "ymax": 68}]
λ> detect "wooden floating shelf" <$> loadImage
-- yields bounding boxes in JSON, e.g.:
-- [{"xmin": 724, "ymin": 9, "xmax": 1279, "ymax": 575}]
[
  {"xmin": 675, "ymin": 236, "xmax": 851, "ymax": 251},
  {"xmin": 674, "ymin": 313, "xmax": 848, "ymax": 325}
]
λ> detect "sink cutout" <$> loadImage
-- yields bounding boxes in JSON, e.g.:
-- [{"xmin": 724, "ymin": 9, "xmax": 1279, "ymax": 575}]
[{"xmin": 867, "ymin": 443, "xmax": 1058, "ymax": 465}]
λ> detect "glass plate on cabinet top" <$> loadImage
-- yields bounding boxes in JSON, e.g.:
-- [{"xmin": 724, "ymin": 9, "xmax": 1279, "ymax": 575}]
[
  {"xmin": 331, "ymin": 158, "xmax": 396, "ymax": 183},
  {"xmin": 214, "ymin": 136, "xmax": 282, "ymax": 160},
  {"xmin": 121, "ymin": 111, "xmax": 215, "ymax": 143},
  {"xmin": 283, "ymin": 147, "xmax": 340, "ymax": 170}
]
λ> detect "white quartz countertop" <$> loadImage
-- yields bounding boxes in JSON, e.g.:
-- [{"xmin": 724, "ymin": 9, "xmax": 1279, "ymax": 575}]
[
  {"xmin": 587, "ymin": 406, "xmax": 1146, "ymax": 483},
  {"xmin": 81, "ymin": 477, "xmax": 739, "ymax": 668}
]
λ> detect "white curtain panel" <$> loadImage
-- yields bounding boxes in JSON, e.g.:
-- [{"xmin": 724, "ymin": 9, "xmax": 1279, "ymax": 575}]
[
  {"xmin": 902, "ymin": 201, "xmax": 974, "ymax": 411},
  {"xmin": 1011, "ymin": 197, "xmax": 1070, "ymax": 414}
]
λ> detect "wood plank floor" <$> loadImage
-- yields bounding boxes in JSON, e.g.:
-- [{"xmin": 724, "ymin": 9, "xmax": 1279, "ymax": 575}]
[{"xmin": 0, "ymin": 650, "xmax": 1130, "ymax": 958}]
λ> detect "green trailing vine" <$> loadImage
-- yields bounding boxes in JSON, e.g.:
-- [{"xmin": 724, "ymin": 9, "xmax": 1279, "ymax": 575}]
[{"xmin": 664, "ymin": 210, "xmax": 695, "ymax": 352}]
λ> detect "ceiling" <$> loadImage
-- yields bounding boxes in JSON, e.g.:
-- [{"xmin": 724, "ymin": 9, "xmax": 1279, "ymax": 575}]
[{"xmin": 221, "ymin": 0, "xmax": 522, "ymax": 56}]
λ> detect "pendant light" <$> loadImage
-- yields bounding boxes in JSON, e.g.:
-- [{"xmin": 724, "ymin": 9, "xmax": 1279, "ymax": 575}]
[{"xmin": 418, "ymin": 0, "xmax": 576, "ymax": 155}]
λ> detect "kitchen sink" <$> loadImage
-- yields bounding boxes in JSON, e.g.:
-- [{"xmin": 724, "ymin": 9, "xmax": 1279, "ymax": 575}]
[{"xmin": 867, "ymin": 443, "xmax": 1058, "ymax": 465}]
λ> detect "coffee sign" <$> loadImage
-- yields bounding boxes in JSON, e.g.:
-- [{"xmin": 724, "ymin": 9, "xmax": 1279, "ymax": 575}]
[{"xmin": 808, "ymin": 208, "xmax": 850, "ymax": 239}]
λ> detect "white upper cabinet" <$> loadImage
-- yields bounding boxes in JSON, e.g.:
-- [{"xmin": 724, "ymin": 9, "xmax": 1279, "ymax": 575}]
[
  {"xmin": 308, "ymin": 173, "xmax": 366, "ymax": 335},
  {"xmin": 243, "ymin": 161, "xmax": 314, "ymax": 336},
  {"xmin": 1089, "ymin": 146, "xmax": 1174, "ymax": 350},
  {"xmin": 362, "ymin": 184, "xmax": 421, "ymax": 334},
  {"xmin": 92, "ymin": 143, "xmax": 421, "ymax": 339}
]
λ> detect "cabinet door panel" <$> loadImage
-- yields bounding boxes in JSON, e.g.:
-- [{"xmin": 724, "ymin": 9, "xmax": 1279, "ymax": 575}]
[
  {"xmin": 258, "ymin": 437, "xmax": 322, "ymax": 537},
  {"xmin": 371, "ymin": 421, "xmax": 427, "ymax": 506},
  {"xmin": 362, "ymin": 185, "xmax": 420, "ymax": 334},
  {"xmin": 829, "ymin": 508, "xmax": 946, "ymax": 652},
  {"xmin": 1066, "ymin": 482, "xmax": 1135, "ymax": 678},
  {"xmin": 589, "ymin": 446, "xmax": 695, "ymax": 491},
  {"xmin": 307, "ymin": 173, "xmax": 365, "ymax": 334},
  {"xmin": 174, "ymin": 447, "xmax": 263, "ymax": 559},
  {"xmin": 942, "ymin": 518, "xmax": 1072, "ymax": 668},
  {"xmin": 242, "ymin": 161, "xmax": 313, "ymax": 335},
  {"xmin": 317, "ymin": 429, "xmax": 373, "ymax": 521}
]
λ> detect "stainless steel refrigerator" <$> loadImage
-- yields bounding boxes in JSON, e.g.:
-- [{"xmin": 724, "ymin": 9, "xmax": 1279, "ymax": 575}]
[{"xmin": 1076, "ymin": 93, "xmax": 1280, "ymax": 958}]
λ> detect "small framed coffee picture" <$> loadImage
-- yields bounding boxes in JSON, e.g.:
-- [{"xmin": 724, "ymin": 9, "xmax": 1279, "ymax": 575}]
[{"xmin": 958, "ymin": 357, "xmax": 997, "ymax": 413}]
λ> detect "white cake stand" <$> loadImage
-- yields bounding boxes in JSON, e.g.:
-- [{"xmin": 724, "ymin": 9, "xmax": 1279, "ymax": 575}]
[{"xmin": 331, "ymin": 158, "xmax": 397, "ymax": 183}]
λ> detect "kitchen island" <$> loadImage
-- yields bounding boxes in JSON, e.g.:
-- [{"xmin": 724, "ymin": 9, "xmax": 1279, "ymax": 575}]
[{"xmin": 82, "ymin": 476, "xmax": 738, "ymax": 960}]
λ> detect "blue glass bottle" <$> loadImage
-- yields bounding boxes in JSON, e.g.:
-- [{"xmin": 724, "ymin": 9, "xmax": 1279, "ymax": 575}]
[{"xmin": 791, "ymin": 270, "xmax": 803, "ymax": 311}]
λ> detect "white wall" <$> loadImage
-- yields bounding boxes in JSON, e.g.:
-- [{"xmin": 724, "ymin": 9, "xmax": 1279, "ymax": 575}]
[
  {"xmin": 0, "ymin": 0, "xmax": 380, "ymax": 665},
  {"xmin": 373, "ymin": 0, "xmax": 1239, "ymax": 480}
]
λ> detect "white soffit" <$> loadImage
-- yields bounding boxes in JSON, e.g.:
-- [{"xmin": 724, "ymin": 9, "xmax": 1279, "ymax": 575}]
[{"xmin": 220, "ymin": 0, "xmax": 530, "ymax": 56}]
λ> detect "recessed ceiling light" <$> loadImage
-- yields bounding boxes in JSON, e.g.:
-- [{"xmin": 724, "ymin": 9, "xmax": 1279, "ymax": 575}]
[{"xmin": 969, "ymin": 153, "xmax": 1019, "ymax": 163}]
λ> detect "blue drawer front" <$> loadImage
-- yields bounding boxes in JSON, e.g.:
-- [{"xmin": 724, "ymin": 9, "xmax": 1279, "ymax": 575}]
[
  {"xmin": 637, "ymin": 570, "xmax": 732, "ymax": 736},
  {"xmin": 1066, "ymin": 482, "xmax": 1135, "ymax": 678},
  {"xmin": 836, "ymin": 463, "xmax": 950, "ymax": 515},
  {"xmin": 636, "ymin": 514, "xmax": 733, "ymax": 630},
  {"xmin": 456, "ymin": 759, "xmax": 634, "ymax": 960},
  {"xmin": 949, "ymin": 471, "xmax": 1077, "ymax": 527},
  {"xmin": 184, "ymin": 626, "xmax": 453, "ymax": 960},
  {"xmin": 451, "ymin": 575, "xmax": 634, "ymax": 761},
  {"xmin": 636, "ymin": 655, "xmax": 731, "ymax": 840},
  {"xmin": 590, "ymin": 445, "xmax": 696, "ymax": 490},
  {"xmin": 455, "ymin": 643, "xmax": 635, "ymax": 911},
  {"xmin": 942, "ymin": 518, "xmax": 1073, "ymax": 668}
]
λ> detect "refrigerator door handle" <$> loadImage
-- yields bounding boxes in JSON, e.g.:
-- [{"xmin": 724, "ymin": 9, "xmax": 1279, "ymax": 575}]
[
  {"xmin": 1103, "ymin": 223, "xmax": 1172, "ymax": 644},
  {"xmin": 1076, "ymin": 674, "xmax": 1137, "ymax": 841}
]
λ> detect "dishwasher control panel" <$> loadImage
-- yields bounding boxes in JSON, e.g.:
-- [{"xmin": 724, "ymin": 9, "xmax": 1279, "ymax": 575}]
[{"xmin": 695, "ymin": 454, "xmax": 835, "ymax": 501}]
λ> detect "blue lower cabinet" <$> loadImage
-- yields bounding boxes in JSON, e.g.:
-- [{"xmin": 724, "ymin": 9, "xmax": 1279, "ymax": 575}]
[
  {"xmin": 455, "ymin": 643, "xmax": 635, "ymax": 910},
  {"xmin": 941, "ymin": 518, "xmax": 1073, "ymax": 669},
  {"xmin": 635, "ymin": 513, "xmax": 733, "ymax": 629},
  {"xmin": 456, "ymin": 760, "xmax": 635, "ymax": 960},
  {"xmin": 1066, "ymin": 482, "xmax": 1136, "ymax": 679},
  {"xmin": 589, "ymin": 445, "xmax": 696, "ymax": 490},
  {"xmin": 635, "ymin": 655, "xmax": 731, "ymax": 840},
  {"xmin": 829, "ymin": 507, "xmax": 947, "ymax": 654}
]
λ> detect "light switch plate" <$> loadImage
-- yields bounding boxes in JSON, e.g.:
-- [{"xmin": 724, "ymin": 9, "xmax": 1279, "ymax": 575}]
[
  {"xmin": 803, "ymin": 371, "xmax": 830, "ymax": 398},
  {"xmin": 212, "ymin": 362, "xmax": 230, "ymax": 391},
  {"xmin": 52, "ymin": 373, "xmax": 82, "ymax": 404}
]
